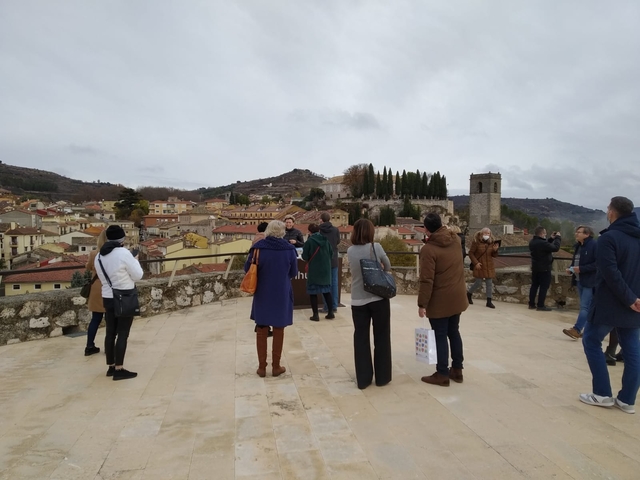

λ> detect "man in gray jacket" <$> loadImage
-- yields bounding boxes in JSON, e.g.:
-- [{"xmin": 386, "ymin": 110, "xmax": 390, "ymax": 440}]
[{"xmin": 319, "ymin": 212, "xmax": 340, "ymax": 311}]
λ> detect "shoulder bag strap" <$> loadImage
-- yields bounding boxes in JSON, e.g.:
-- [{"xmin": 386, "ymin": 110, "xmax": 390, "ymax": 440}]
[
  {"xmin": 370, "ymin": 242, "xmax": 380, "ymax": 263},
  {"xmin": 308, "ymin": 246, "xmax": 320, "ymax": 263},
  {"xmin": 97, "ymin": 254, "xmax": 113, "ymax": 288},
  {"xmin": 253, "ymin": 249, "xmax": 259, "ymax": 265}
]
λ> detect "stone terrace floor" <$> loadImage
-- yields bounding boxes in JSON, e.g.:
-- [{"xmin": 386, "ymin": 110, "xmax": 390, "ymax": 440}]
[{"xmin": 1, "ymin": 295, "xmax": 639, "ymax": 480}]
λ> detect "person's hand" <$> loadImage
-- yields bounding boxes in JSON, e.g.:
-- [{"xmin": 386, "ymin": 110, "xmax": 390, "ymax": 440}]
[
  {"xmin": 475, "ymin": 263, "xmax": 482, "ymax": 269},
  {"xmin": 573, "ymin": 266, "xmax": 580, "ymax": 274},
  {"xmin": 289, "ymin": 239, "xmax": 296, "ymax": 244},
  {"xmin": 566, "ymin": 268, "xmax": 572, "ymax": 274},
  {"xmin": 492, "ymin": 243, "xmax": 499, "ymax": 251},
  {"xmin": 418, "ymin": 307, "xmax": 426, "ymax": 318},
  {"xmin": 631, "ymin": 299, "xmax": 640, "ymax": 313}
]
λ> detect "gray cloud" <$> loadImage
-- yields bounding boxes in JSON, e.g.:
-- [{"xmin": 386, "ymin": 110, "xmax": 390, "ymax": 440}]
[
  {"xmin": 1, "ymin": 1, "xmax": 639, "ymax": 209},
  {"xmin": 68, "ymin": 144, "xmax": 99, "ymax": 155}
]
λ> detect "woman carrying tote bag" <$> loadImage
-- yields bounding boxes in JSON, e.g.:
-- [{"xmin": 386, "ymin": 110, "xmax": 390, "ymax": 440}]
[
  {"xmin": 94, "ymin": 225, "xmax": 143, "ymax": 381},
  {"xmin": 347, "ymin": 219, "xmax": 392, "ymax": 389}
]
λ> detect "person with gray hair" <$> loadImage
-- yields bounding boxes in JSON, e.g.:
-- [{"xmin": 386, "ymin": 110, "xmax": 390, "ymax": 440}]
[
  {"xmin": 580, "ymin": 196, "xmax": 640, "ymax": 414},
  {"xmin": 245, "ymin": 220, "xmax": 298, "ymax": 377},
  {"xmin": 562, "ymin": 225, "xmax": 598, "ymax": 340}
]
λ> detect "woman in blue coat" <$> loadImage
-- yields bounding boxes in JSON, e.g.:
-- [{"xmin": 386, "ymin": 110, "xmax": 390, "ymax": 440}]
[{"xmin": 245, "ymin": 220, "xmax": 298, "ymax": 378}]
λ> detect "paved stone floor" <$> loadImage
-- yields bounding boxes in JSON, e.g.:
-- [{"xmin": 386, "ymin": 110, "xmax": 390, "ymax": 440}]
[{"xmin": 0, "ymin": 294, "xmax": 639, "ymax": 479}]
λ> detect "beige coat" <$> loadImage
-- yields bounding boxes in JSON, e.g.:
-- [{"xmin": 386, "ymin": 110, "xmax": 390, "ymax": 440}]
[
  {"xmin": 86, "ymin": 250, "xmax": 105, "ymax": 313},
  {"xmin": 418, "ymin": 227, "xmax": 469, "ymax": 318}
]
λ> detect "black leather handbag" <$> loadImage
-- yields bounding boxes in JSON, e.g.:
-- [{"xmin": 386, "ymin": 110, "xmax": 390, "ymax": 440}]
[
  {"xmin": 360, "ymin": 243, "xmax": 397, "ymax": 299},
  {"xmin": 98, "ymin": 256, "xmax": 141, "ymax": 317}
]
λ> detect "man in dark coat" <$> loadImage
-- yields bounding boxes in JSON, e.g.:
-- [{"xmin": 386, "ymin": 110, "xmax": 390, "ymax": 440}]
[
  {"xmin": 319, "ymin": 211, "xmax": 340, "ymax": 311},
  {"xmin": 562, "ymin": 226, "xmax": 597, "ymax": 339},
  {"xmin": 283, "ymin": 215, "xmax": 304, "ymax": 248},
  {"xmin": 528, "ymin": 226, "xmax": 562, "ymax": 311},
  {"xmin": 580, "ymin": 196, "xmax": 640, "ymax": 413}
]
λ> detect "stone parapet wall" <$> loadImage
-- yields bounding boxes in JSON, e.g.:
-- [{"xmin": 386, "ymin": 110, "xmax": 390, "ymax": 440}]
[
  {"xmin": 0, "ymin": 268, "xmax": 579, "ymax": 346},
  {"xmin": 0, "ymin": 272, "xmax": 247, "ymax": 346}
]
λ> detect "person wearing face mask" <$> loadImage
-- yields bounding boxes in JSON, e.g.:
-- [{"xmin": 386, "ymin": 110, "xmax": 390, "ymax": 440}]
[
  {"xmin": 528, "ymin": 226, "xmax": 562, "ymax": 311},
  {"xmin": 467, "ymin": 228, "xmax": 500, "ymax": 308}
]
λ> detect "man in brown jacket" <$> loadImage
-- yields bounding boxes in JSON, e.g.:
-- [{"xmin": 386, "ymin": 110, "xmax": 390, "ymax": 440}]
[{"xmin": 418, "ymin": 213, "xmax": 469, "ymax": 387}]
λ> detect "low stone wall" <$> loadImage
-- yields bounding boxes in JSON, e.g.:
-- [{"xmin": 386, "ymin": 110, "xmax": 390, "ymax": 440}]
[
  {"xmin": 0, "ymin": 271, "xmax": 247, "ymax": 346},
  {"xmin": 0, "ymin": 267, "xmax": 579, "ymax": 346},
  {"xmin": 342, "ymin": 266, "xmax": 579, "ymax": 308}
]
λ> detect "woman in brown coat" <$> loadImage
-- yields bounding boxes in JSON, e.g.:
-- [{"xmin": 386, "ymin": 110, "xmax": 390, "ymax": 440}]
[
  {"xmin": 467, "ymin": 228, "xmax": 500, "ymax": 308},
  {"xmin": 85, "ymin": 230, "xmax": 107, "ymax": 356}
]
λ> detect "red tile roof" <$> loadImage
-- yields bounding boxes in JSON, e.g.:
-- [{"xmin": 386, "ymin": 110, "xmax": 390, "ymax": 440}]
[{"xmin": 8, "ymin": 258, "xmax": 86, "ymax": 283}]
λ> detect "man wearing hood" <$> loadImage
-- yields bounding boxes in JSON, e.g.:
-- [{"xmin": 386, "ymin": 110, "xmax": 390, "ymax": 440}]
[
  {"xmin": 418, "ymin": 213, "xmax": 469, "ymax": 387},
  {"xmin": 580, "ymin": 196, "xmax": 640, "ymax": 414},
  {"xmin": 319, "ymin": 212, "xmax": 340, "ymax": 311},
  {"xmin": 94, "ymin": 225, "xmax": 144, "ymax": 381}
]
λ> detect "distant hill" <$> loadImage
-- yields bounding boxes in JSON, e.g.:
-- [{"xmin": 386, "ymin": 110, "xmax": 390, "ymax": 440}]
[
  {"xmin": 450, "ymin": 195, "xmax": 607, "ymax": 228},
  {"xmin": 197, "ymin": 169, "xmax": 326, "ymax": 198},
  {"xmin": 0, "ymin": 162, "xmax": 123, "ymax": 202},
  {"xmin": 0, "ymin": 162, "xmax": 326, "ymax": 203}
]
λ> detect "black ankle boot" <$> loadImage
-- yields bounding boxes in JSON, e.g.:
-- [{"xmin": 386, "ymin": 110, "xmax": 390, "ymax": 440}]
[
  {"xmin": 467, "ymin": 292, "xmax": 473, "ymax": 305},
  {"xmin": 486, "ymin": 298, "xmax": 495, "ymax": 309},
  {"xmin": 605, "ymin": 347, "xmax": 617, "ymax": 366}
]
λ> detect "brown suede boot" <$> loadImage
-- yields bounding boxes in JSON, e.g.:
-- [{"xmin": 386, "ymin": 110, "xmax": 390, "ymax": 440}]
[
  {"xmin": 256, "ymin": 326, "xmax": 268, "ymax": 377},
  {"xmin": 450, "ymin": 368, "xmax": 463, "ymax": 383},
  {"xmin": 271, "ymin": 327, "xmax": 286, "ymax": 377},
  {"xmin": 421, "ymin": 372, "xmax": 450, "ymax": 387}
]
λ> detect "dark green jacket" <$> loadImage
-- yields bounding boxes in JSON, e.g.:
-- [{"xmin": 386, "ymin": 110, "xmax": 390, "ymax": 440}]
[{"xmin": 302, "ymin": 233, "xmax": 333, "ymax": 285}]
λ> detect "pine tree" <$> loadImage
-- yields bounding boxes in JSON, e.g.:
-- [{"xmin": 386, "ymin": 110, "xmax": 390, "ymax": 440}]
[
  {"xmin": 381, "ymin": 167, "xmax": 388, "ymax": 196},
  {"xmin": 362, "ymin": 169, "xmax": 370, "ymax": 197},
  {"xmin": 401, "ymin": 170, "xmax": 409, "ymax": 197},
  {"xmin": 421, "ymin": 172, "xmax": 429, "ymax": 198},
  {"xmin": 368, "ymin": 164, "xmax": 375, "ymax": 196},
  {"xmin": 413, "ymin": 170, "xmax": 421, "ymax": 198},
  {"xmin": 440, "ymin": 174, "xmax": 448, "ymax": 199}
]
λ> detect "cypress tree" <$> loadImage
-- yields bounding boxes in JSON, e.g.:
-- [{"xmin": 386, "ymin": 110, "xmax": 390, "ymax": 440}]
[
  {"xmin": 387, "ymin": 168, "xmax": 394, "ymax": 198},
  {"xmin": 368, "ymin": 164, "xmax": 375, "ymax": 196},
  {"xmin": 363, "ymin": 168, "xmax": 370, "ymax": 197},
  {"xmin": 413, "ymin": 170, "xmax": 421, "ymax": 198},
  {"xmin": 395, "ymin": 171, "xmax": 401, "ymax": 197},
  {"xmin": 440, "ymin": 174, "xmax": 448, "ymax": 199},
  {"xmin": 401, "ymin": 170, "xmax": 409, "ymax": 197},
  {"xmin": 381, "ymin": 167, "xmax": 388, "ymax": 196},
  {"xmin": 376, "ymin": 172, "xmax": 382, "ymax": 199},
  {"xmin": 421, "ymin": 172, "xmax": 429, "ymax": 198}
]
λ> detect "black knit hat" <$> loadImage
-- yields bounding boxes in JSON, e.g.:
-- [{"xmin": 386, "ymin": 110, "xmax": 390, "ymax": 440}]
[{"xmin": 105, "ymin": 225, "xmax": 126, "ymax": 242}]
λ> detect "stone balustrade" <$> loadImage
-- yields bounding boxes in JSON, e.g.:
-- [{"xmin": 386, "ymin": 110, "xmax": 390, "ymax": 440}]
[{"xmin": 0, "ymin": 268, "xmax": 578, "ymax": 346}]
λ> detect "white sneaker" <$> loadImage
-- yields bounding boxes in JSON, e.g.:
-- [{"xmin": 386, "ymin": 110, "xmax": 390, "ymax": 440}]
[
  {"xmin": 579, "ymin": 393, "xmax": 614, "ymax": 407},
  {"xmin": 614, "ymin": 398, "xmax": 635, "ymax": 414}
]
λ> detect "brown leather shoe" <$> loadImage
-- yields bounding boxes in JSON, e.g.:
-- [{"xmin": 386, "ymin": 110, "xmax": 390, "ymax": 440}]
[
  {"xmin": 562, "ymin": 327, "xmax": 581, "ymax": 340},
  {"xmin": 421, "ymin": 372, "xmax": 450, "ymax": 387},
  {"xmin": 450, "ymin": 368, "xmax": 463, "ymax": 383}
]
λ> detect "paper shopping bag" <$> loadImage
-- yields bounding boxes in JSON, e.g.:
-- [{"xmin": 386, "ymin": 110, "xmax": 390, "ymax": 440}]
[{"xmin": 415, "ymin": 327, "xmax": 437, "ymax": 364}]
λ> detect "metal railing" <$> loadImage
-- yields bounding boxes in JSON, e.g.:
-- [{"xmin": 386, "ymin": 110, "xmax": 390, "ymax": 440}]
[{"xmin": 0, "ymin": 248, "xmax": 572, "ymax": 291}]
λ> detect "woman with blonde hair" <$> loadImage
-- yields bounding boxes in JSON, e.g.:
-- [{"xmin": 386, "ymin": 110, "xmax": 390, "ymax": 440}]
[
  {"xmin": 84, "ymin": 230, "xmax": 107, "ymax": 356},
  {"xmin": 245, "ymin": 220, "xmax": 298, "ymax": 377},
  {"xmin": 467, "ymin": 227, "xmax": 500, "ymax": 308}
]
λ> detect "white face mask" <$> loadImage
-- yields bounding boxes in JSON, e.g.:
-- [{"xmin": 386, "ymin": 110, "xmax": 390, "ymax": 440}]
[{"xmin": 482, "ymin": 235, "xmax": 490, "ymax": 241}]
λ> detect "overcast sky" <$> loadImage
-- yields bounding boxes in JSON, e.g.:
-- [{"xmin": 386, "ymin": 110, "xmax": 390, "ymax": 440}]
[{"xmin": 1, "ymin": 1, "xmax": 639, "ymax": 210}]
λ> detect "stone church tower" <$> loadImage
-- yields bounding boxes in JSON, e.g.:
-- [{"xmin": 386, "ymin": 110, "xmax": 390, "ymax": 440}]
[{"xmin": 469, "ymin": 172, "xmax": 502, "ymax": 234}]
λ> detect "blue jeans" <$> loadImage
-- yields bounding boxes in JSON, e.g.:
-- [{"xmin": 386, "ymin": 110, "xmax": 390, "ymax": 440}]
[
  {"xmin": 582, "ymin": 321, "xmax": 640, "ymax": 405},
  {"xmin": 86, "ymin": 311, "xmax": 104, "ymax": 348},
  {"xmin": 323, "ymin": 266, "xmax": 339, "ymax": 311},
  {"xmin": 573, "ymin": 282, "xmax": 593, "ymax": 333},
  {"xmin": 428, "ymin": 314, "xmax": 464, "ymax": 376}
]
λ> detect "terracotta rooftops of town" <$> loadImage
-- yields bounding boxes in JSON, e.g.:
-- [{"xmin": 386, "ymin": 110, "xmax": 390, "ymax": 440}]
[
  {"xmin": 8, "ymin": 257, "xmax": 86, "ymax": 283},
  {"xmin": 213, "ymin": 224, "xmax": 258, "ymax": 234},
  {"xmin": 4, "ymin": 227, "xmax": 42, "ymax": 235}
]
